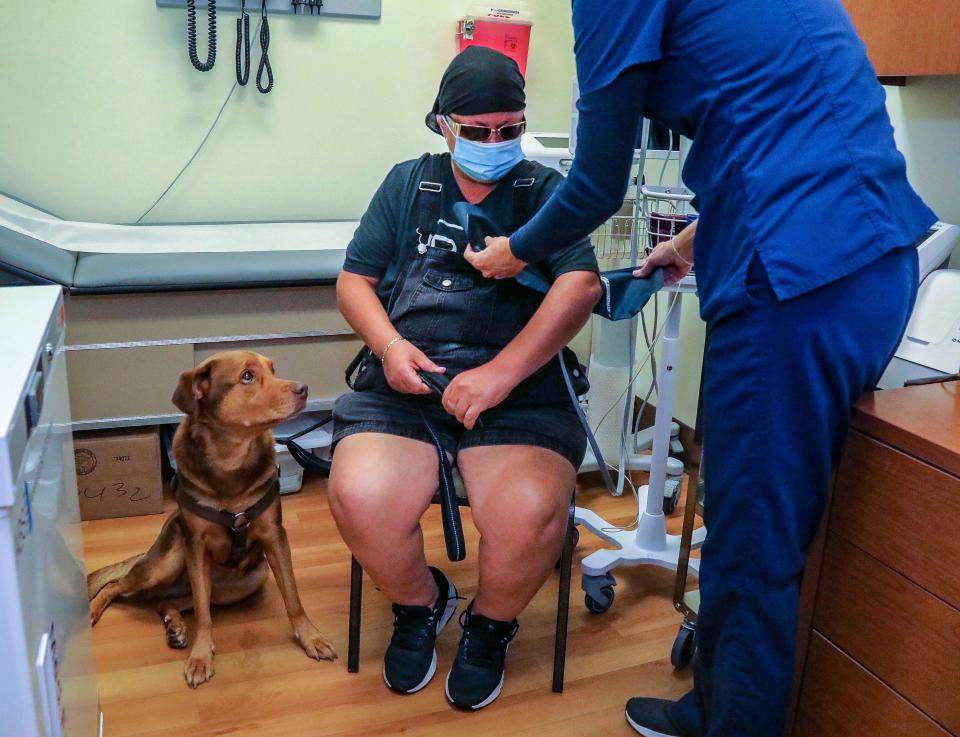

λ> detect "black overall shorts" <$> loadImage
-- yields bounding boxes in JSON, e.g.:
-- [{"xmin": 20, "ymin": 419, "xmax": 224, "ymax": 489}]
[{"xmin": 333, "ymin": 156, "xmax": 588, "ymax": 469}]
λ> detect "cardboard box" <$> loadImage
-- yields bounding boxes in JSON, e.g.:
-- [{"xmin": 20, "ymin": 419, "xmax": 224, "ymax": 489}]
[{"xmin": 74, "ymin": 427, "xmax": 164, "ymax": 521}]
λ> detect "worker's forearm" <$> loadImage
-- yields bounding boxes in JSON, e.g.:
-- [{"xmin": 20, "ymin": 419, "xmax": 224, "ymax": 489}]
[
  {"xmin": 510, "ymin": 65, "xmax": 650, "ymax": 263},
  {"xmin": 492, "ymin": 273, "xmax": 601, "ymax": 384},
  {"xmin": 674, "ymin": 220, "xmax": 697, "ymax": 257},
  {"xmin": 336, "ymin": 272, "xmax": 399, "ymax": 358}
]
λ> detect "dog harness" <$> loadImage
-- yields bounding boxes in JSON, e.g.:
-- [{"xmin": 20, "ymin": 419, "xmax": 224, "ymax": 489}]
[{"xmin": 176, "ymin": 477, "xmax": 280, "ymax": 567}]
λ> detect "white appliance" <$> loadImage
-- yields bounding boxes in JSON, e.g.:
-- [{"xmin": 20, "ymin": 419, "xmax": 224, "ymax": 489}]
[
  {"xmin": 878, "ymin": 222, "xmax": 960, "ymax": 389},
  {"xmin": 520, "ymin": 132, "xmax": 574, "ymax": 175},
  {"xmin": 0, "ymin": 286, "xmax": 101, "ymax": 737}
]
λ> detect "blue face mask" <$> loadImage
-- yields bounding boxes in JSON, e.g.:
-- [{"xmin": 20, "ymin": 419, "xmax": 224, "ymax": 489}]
[{"xmin": 450, "ymin": 133, "xmax": 525, "ymax": 184}]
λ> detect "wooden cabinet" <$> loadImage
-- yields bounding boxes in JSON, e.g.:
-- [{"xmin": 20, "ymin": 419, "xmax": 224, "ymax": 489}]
[
  {"xmin": 842, "ymin": 0, "xmax": 960, "ymax": 76},
  {"xmin": 791, "ymin": 382, "xmax": 960, "ymax": 736}
]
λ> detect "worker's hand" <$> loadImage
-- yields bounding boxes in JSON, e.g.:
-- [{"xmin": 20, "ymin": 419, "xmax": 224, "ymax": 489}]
[
  {"xmin": 634, "ymin": 237, "xmax": 694, "ymax": 287},
  {"xmin": 442, "ymin": 364, "xmax": 515, "ymax": 429},
  {"xmin": 383, "ymin": 341, "xmax": 444, "ymax": 395},
  {"xmin": 464, "ymin": 236, "xmax": 527, "ymax": 280}
]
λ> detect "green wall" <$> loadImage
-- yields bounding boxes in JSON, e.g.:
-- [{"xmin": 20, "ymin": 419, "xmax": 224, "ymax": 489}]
[
  {"xmin": 4, "ymin": 4, "xmax": 954, "ymax": 431},
  {"xmin": 0, "ymin": 0, "xmax": 575, "ymax": 224}
]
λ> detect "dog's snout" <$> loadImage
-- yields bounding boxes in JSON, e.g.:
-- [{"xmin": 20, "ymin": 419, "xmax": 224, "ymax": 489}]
[{"xmin": 292, "ymin": 382, "xmax": 308, "ymax": 397}]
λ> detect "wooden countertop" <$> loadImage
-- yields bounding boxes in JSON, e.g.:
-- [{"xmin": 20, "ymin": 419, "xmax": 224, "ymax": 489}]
[{"xmin": 853, "ymin": 381, "xmax": 960, "ymax": 478}]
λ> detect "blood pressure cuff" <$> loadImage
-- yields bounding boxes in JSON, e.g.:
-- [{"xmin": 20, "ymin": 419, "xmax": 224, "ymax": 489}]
[{"xmin": 452, "ymin": 202, "xmax": 664, "ymax": 321}]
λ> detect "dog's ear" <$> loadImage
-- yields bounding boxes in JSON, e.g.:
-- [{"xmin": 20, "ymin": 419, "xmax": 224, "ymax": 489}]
[{"xmin": 172, "ymin": 361, "xmax": 214, "ymax": 415}]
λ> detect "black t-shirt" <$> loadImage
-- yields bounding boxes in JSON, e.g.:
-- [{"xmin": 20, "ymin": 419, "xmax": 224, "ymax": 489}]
[{"xmin": 343, "ymin": 153, "xmax": 599, "ymax": 305}]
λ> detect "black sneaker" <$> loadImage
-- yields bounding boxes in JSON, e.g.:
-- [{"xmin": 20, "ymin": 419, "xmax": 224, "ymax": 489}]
[
  {"xmin": 383, "ymin": 567, "xmax": 458, "ymax": 694},
  {"xmin": 625, "ymin": 697, "xmax": 686, "ymax": 737},
  {"xmin": 445, "ymin": 604, "xmax": 519, "ymax": 710}
]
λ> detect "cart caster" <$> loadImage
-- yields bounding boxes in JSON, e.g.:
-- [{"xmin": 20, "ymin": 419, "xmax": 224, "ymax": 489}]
[
  {"xmin": 670, "ymin": 437, "xmax": 686, "ymax": 460},
  {"xmin": 663, "ymin": 477, "xmax": 682, "ymax": 515},
  {"xmin": 582, "ymin": 573, "xmax": 616, "ymax": 614},
  {"xmin": 671, "ymin": 622, "xmax": 696, "ymax": 670},
  {"xmin": 585, "ymin": 587, "xmax": 615, "ymax": 614}
]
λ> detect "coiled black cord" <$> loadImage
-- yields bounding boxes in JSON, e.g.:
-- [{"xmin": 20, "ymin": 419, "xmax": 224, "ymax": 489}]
[
  {"xmin": 236, "ymin": 0, "xmax": 251, "ymax": 85},
  {"xmin": 256, "ymin": 0, "xmax": 274, "ymax": 94},
  {"xmin": 187, "ymin": 0, "xmax": 217, "ymax": 72}
]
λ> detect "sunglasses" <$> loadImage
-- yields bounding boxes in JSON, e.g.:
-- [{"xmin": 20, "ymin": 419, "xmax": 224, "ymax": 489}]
[{"xmin": 442, "ymin": 115, "xmax": 527, "ymax": 143}]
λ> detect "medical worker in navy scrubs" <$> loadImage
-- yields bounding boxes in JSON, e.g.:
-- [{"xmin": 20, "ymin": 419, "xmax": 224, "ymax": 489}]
[{"xmin": 465, "ymin": 1, "xmax": 936, "ymax": 735}]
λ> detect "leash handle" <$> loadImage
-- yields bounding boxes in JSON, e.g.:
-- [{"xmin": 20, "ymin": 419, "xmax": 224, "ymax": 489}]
[
  {"xmin": 416, "ymin": 369, "xmax": 485, "ymax": 430},
  {"xmin": 420, "ymin": 410, "xmax": 466, "ymax": 562}
]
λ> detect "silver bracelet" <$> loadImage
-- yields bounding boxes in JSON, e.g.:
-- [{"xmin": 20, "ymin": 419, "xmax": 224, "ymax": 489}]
[
  {"xmin": 379, "ymin": 335, "xmax": 406, "ymax": 362},
  {"xmin": 670, "ymin": 239, "xmax": 694, "ymax": 267}
]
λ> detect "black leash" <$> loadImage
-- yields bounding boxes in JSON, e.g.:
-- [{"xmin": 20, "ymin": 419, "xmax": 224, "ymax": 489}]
[
  {"xmin": 419, "ymin": 409, "xmax": 466, "ymax": 562},
  {"xmin": 275, "ymin": 417, "xmax": 333, "ymax": 475}
]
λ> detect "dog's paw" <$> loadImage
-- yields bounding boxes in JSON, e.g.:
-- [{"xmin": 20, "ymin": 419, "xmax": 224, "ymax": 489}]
[
  {"xmin": 165, "ymin": 621, "xmax": 188, "ymax": 649},
  {"xmin": 183, "ymin": 648, "xmax": 215, "ymax": 688},
  {"xmin": 295, "ymin": 623, "xmax": 337, "ymax": 662},
  {"xmin": 89, "ymin": 598, "xmax": 107, "ymax": 627}
]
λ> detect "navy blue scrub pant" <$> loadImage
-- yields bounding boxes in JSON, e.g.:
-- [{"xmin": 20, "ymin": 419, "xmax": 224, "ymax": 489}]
[{"xmin": 672, "ymin": 247, "xmax": 919, "ymax": 737}]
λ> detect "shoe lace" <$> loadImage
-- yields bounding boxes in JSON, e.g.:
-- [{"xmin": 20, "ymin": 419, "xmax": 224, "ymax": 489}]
[
  {"xmin": 391, "ymin": 606, "xmax": 437, "ymax": 651},
  {"xmin": 458, "ymin": 610, "xmax": 519, "ymax": 668}
]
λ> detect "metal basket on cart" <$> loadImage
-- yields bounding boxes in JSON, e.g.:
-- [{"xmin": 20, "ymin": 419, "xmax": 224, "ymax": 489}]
[{"xmin": 590, "ymin": 196, "xmax": 694, "ymax": 266}]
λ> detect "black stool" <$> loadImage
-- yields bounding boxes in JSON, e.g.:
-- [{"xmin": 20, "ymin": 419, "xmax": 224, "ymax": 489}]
[{"xmin": 346, "ymin": 484, "xmax": 577, "ymax": 693}]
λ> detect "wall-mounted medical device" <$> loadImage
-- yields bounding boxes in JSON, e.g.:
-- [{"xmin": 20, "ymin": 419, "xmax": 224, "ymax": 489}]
[
  {"xmin": 158, "ymin": 0, "xmax": 380, "ymax": 93},
  {"xmin": 156, "ymin": 0, "xmax": 381, "ymax": 18}
]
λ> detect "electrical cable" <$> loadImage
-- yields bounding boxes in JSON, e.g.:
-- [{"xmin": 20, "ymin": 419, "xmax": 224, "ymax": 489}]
[
  {"xmin": 236, "ymin": 0, "xmax": 251, "ymax": 85},
  {"xmin": 134, "ymin": 17, "xmax": 263, "ymax": 224},
  {"xmin": 187, "ymin": 0, "xmax": 218, "ymax": 72},
  {"xmin": 590, "ymin": 291, "xmax": 680, "ymax": 437},
  {"xmin": 0, "ymin": 189, "xmax": 66, "ymax": 220},
  {"xmin": 256, "ymin": 0, "xmax": 274, "ymax": 94}
]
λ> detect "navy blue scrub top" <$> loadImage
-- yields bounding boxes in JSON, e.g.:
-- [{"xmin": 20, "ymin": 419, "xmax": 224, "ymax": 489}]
[{"xmin": 511, "ymin": 0, "xmax": 936, "ymax": 323}]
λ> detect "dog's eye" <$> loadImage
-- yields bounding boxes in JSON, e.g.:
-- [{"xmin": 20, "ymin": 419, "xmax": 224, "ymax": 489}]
[{"xmin": 240, "ymin": 370, "xmax": 255, "ymax": 384}]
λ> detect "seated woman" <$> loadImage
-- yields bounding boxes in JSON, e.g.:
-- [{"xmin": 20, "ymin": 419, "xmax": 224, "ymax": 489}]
[{"xmin": 329, "ymin": 47, "xmax": 602, "ymax": 711}]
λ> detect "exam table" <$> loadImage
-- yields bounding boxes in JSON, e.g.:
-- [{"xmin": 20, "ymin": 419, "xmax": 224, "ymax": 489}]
[{"xmin": 0, "ymin": 194, "xmax": 361, "ymax": 429}]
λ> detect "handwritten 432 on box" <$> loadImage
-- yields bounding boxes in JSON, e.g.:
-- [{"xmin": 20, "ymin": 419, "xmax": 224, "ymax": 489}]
[{"xmin": 74, "ymin": 427, "xmax": 165, "ymax": 521}]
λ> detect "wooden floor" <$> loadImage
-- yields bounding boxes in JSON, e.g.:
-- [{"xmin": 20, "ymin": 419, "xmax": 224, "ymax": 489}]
[{"xmin": 82, "ymin": 473, "xmax": 697, "ymax": 737}]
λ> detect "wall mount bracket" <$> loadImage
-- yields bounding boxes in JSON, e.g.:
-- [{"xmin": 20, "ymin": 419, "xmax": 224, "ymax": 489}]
[{"xmin": 156, "ymin": 0, "xmax": 381, "ymax": 20}]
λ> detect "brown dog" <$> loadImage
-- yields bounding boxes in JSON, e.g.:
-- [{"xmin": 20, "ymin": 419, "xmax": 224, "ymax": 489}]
[{"xmin": 86, "ymin": 351, "xmax": 336, "ymax": 687}]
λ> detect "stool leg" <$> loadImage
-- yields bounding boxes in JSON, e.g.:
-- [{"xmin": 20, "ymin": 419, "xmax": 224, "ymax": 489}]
[
  {"xmin": 553, "ymin": 501, "xmax": 575, "ymax": 693},
  {"xmin": 348, "ymin": 555, "xmax": 363, "ymax": 673}
]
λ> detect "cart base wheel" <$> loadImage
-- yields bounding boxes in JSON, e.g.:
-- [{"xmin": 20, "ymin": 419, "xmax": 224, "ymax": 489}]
[
  {"xmin": 585, "ymin": 586, "xmax": 615, "ymax": 614},
  {"xmin": 671, "ymin": 622, "xmax": 696, "ymax": 670},
  {"xmin": 663, "ymin": 477, "xmax": 682, "ymax": 515}
]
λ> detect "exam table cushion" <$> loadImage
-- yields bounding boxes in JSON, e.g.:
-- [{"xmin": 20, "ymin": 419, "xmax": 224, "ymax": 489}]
[
  {"xmin": 0, "ymin": 193, "xmax": 352, "ymax": 293},
  {"xmin": 0, "ymin": 224, "xmax": 78, "ymax": 285},
  {"xmin": 71, "ymin": 249, "xmax": 344, "ymax": 293}
]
